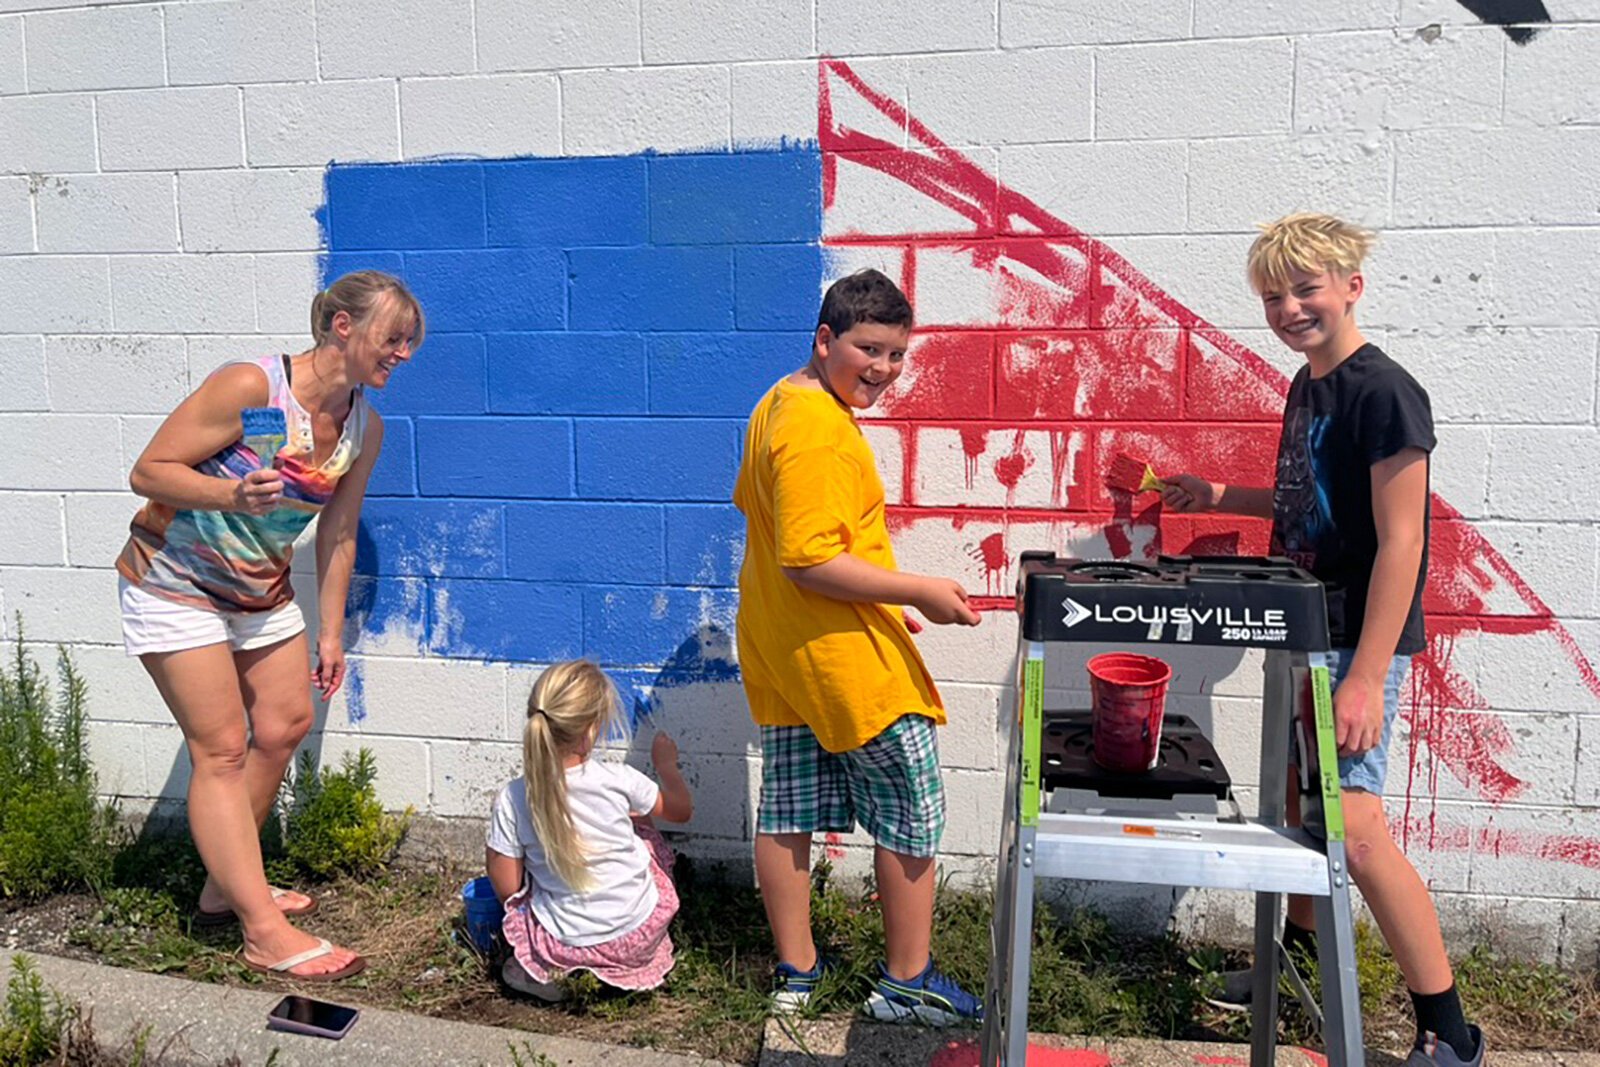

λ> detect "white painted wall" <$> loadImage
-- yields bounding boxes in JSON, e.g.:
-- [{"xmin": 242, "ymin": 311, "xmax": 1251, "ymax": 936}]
[{"xmin": 1, "ymin": 0, "xmax": 1596, "ymax": 963}]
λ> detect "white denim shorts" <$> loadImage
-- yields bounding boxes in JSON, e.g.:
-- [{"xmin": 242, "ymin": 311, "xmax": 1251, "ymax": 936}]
[{"xmin": 119, "ymin": 578, "xmax": 305, "ymax": 657}]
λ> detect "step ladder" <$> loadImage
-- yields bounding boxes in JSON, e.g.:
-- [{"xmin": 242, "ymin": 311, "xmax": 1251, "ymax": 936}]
[{"xmin": 978, "ymin": 554, "xmax": 1365, "ymax": 1067}]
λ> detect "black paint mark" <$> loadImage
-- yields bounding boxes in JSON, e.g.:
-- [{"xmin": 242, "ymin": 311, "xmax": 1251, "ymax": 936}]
[{"xmin": 1454, "ymin": 0, "xmax": 1552, "ymax": 44}]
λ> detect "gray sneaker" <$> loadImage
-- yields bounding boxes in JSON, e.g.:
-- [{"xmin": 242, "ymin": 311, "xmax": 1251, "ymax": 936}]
[
  {"xmin": 501, "ymin": 957, "xmax": 567, "ymax": 1003},
  {"xmin": 1404, "ymin": 1027, "xmax": 1485, "ymax": 1067}
]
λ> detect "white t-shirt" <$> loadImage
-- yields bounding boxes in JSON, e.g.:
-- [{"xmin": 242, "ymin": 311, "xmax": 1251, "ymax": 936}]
[{"xmin": 486, "ymin": 761, "xmax": 661, "ymax": 947}]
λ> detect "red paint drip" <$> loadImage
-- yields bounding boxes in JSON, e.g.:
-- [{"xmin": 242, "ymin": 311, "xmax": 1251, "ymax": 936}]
[
  {"xmin": 930, "ymin": 1040, "xmax": 1112, "ymax": 1067},
  {"xmin": 994, "ymin": 430, "xmax": 1034, "ymax": 512},
  {"xmin": 958, "ymin": 427, "xmax": 987, "ymax": 490},
  {"xmin": 968, "ymin": 532, "xmax": 1011, "ymax": 597}
]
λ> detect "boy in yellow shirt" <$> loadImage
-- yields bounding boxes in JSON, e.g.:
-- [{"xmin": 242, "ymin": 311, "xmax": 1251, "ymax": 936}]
[{"xmin": 734, "ymin": 269, "xmax": 983, "ymax": 1024}]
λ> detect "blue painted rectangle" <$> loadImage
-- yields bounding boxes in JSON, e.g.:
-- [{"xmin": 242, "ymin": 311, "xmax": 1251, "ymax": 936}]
[
  {"xmin": 649, "ymin": 150, "xmax": 821, "ymax": 245},
  {"xmin": 416, "ymin": 417, "xmax": 572, "ymax": 498},
  {"xmin": 356, "ymin": 499, "xmax": 503, "ymax": 577},
  {"xmin": 376, "ymin": 333, "xmax": 486, "ymax": 416},
  {"xmin": 484, "ymin": 157, "xmax": 647, "ymax": 247},
  {"xmin": 582, "ymin": 586, "xmax": 739, "ymax": 668},
  {"xmin": 576, "ymin": 418, "xmax": 742, "ymax": 501},
  {"xmin": 568, "ymin": 247, "xmax": 733, "ymax": 331},
  {"xmin": 404, "ymin": 249, "xmax": 565, "ymax": 332},
  {"xmin": 328, "ymin": 163, "xmax": 485, "ymax": 250},
  {"xmin": 505, "ymin": 502, "xmax": 664, "ymax": 582},
  {"xmin": 364, "ymin": 415, "xmax": 415, "ymax": 496},
  {"xmin": 735, "ymin": 244, "xmax": 825, "ymax": 330},
  {"xmin": 345, "ymin": 576, "xmax": 428, "ymax": 654},
  {"xmin": 321, "ymin": 251, "xmax": 404, "ymax": 286},
  {"xmin": 664, "ymin": 505, "xmax": 745, "ymax": 586},
  {"xmin": 648, "ymin": 332, "xmax": 805, "ymax": 416},
  {"xmin": 487, "ymin": 333, "xmax": 647, "ymax": 415},
  {"xmin": 429, "ymin": 579, "xmax": 582, "ymax": 663}
]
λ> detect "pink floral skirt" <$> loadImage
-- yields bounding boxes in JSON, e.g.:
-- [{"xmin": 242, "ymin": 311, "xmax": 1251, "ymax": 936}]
[{"xmin": 501, "ymin": 822, "xmax": 679, "ymax": 991}]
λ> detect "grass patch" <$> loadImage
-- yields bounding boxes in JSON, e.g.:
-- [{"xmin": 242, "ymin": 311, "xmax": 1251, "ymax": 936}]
[{"xmin": 33, "ymin": 835, "xmax": 1600, "ymax": 1064}]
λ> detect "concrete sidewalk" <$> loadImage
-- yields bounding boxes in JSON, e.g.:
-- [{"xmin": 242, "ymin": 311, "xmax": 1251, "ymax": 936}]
[
  {"xmin": 6, "ymin": 951, "xmax": 1593, "ymax": 1066},
  {"xmin": 0, "ymin": 951, "xmax": 733, "ymax": 1066},
  {"xmin": 759, "ymin": 1017, "xmax": 1599, "ymax": 1067}
]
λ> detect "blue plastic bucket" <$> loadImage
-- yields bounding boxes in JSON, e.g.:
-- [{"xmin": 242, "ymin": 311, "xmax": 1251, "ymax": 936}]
[{"xmin": 461, "ymin": 876, "xmax": 504, "ymax": 952}]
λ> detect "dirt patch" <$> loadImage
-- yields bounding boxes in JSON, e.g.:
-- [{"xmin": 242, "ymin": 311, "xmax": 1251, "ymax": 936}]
[{"xmin": 6, "ymin": 855, "xmax": 1599, "ymax": 1066}]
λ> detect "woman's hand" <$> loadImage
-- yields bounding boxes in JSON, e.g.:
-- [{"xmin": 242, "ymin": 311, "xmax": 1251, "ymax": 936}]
[
  {"xmin": 231, "ymin": 468, "xmax": 285, "ymax": 516},
  {"xmin": 312, "ymin": 633, "xmax": 347, "ymax": 701}
]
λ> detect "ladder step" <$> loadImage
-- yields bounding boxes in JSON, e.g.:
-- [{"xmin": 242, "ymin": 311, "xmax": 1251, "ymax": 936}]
[{"xmin": 1028, "ymin": 815, "xmax": 1334, "ymax": 895}]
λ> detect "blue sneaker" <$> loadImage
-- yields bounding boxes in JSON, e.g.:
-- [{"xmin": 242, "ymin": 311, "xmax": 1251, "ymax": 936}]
[
  {"xmin": 772, "ymin": 955, "xmax": 834, "ymax": 1016},
  {"xmin": 863, "ymin": 958, "xmax": 983, "ymax": 1026}
]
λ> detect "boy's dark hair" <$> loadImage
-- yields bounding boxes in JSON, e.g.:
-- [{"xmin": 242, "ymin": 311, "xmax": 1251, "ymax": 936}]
[{"xmin": 817, "ymin": 269, "xmax": 913, "ymax": 335}]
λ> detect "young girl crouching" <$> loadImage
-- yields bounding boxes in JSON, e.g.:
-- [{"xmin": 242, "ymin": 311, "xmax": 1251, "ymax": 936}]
[{"xmin": 486, "ymin": 660, "xmax": 693, "ymax": 1000}]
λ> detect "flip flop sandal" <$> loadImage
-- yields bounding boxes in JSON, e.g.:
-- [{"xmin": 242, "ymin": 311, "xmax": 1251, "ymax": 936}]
[
  {"xmin": 194, "ymin": 886, "xmax": 319, "ymax": 928},
  {"xmin": 242, "ymin": 937, "xmax": 366, "ymax": 982}
]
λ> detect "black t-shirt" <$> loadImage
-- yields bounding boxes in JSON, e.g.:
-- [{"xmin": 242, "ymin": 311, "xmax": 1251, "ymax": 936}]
[{"xmin": 1269, "ymin": 343, "xmax": 1435, "ymax": 656}]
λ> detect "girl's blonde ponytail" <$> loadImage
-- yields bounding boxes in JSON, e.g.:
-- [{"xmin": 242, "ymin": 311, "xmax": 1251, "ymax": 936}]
[{"xmin": 520, "ymin": 661, "xmax": 622, "ymax": 893}]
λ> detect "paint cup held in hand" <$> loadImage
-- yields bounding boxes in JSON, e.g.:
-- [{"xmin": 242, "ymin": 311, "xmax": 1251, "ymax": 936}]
[
  {"xmin": 240, "ymin": 406, "xmax": 287, "ymax": 470},
  {"xmin": 461, "ymin": 875, "xmax": 504, "ymax": 953},
  {"xmin": 1088, "ymin": 652, "xmax": 1172, "ymax": 773}
]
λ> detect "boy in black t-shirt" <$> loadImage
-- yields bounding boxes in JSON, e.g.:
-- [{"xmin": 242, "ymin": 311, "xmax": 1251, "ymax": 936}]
[{"xmin": 1163, "ymin": 213, "xmax": 1482, "ymax": 1067}]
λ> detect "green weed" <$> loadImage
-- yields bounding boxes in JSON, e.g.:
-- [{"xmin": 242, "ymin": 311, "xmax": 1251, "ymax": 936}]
[
  {"xmin": 280, "ymin": 748, "xmax": 413, "ymax": 880},
  {"xmin": 0, "ymin": 627, "xmax": 122, "ymax": 900}
]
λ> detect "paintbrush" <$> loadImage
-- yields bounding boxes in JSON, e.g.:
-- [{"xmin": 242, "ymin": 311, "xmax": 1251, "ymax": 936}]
[
  {"xmin": 1105, "ymin": 452, "xmax": 1166, "ymax": 494},
  {"xmin": 240, "ymin": 407, "xmax": 287, "ymax": 470}
]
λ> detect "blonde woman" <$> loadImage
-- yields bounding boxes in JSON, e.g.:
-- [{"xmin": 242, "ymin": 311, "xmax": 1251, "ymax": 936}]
[
  {"xmin": 486, "ymin": 661, "xmax": 693, "ymax": 1000},
  {"xmin": 116, "ymin": 270, "xmax": 423, "ymax": 981}
]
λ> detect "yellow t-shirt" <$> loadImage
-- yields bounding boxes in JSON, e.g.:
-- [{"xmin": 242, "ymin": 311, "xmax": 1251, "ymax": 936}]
[{"xmin": 733, "ymin": 377, "xmax": 944, "ymax": 752}]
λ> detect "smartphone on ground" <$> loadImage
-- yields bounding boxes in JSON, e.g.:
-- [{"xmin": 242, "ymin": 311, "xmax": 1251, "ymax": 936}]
[{"xmin": 266, "ymin": 994, "xmax": 360, "ymax": 1039}]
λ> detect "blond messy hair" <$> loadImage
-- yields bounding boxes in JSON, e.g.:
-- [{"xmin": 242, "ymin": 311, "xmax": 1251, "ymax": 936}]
[{"xmin": 1247, "ymin": 212, "xmax": 1376, "ymax": 294}]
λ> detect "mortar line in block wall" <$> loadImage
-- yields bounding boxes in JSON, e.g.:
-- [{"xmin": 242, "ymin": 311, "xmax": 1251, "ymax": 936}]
[
  {"xmin": 311, "ymin": 0, "xmax": 323, "ymax": 82},
  {"xmin": 236, "ymin": 87, "xmax": 248, "ymax": 171},
  {"xmin": 89, "ymin": 95, "xmax": 102, "ymax": 173},
  {"xmin": 157, "ymin": 6, "xmax": 169, "ymax": 86}
]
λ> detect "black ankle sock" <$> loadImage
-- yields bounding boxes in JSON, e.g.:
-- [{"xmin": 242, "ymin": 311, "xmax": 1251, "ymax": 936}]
[
  {"xmin": 1410, "ymin": 984, "xmax": 1476, "ymax": 1060},
  {"xmin": 1282, "ymin": 917, "xmax": 1318, "ymax": 962}
]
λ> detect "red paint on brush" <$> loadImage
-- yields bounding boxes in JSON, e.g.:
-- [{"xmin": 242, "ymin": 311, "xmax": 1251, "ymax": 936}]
[{"xmin": 1105, "ymin": 451, "xmax": 1151, "ymax": 494}]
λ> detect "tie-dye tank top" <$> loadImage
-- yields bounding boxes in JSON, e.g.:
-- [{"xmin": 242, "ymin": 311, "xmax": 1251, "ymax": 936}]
[{"xmin": 116, "ymin": 355, "xmax": 372, "ymax": 613}]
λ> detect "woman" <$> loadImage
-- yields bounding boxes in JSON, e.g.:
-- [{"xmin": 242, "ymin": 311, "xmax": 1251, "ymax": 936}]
[{"xmin": 116, "ymin": 270, "xmax": 422, "ymax": 980}]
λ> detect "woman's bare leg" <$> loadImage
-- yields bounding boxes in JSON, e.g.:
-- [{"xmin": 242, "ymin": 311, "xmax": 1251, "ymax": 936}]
[
  {"xmin": 194, "ymin": 634, "xmax": 316, "ymax": 913},
  {"xmin": 141, "ymin": 643, "xmax": 357, "ymax": 976}
]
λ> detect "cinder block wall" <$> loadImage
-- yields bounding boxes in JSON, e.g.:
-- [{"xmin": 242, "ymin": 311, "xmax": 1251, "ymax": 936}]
[{"xmin": 1, "ymin": 0, "xmax": 1596, "ymax": 963}]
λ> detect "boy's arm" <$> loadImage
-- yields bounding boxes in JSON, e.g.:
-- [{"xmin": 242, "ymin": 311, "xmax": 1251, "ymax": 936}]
[
  {"xmin": 1160, "ymin": 475, "xmax": 1276, "ymax": 519},
  {"xmin": 1334, "ymin": 447, "xmax": 1429, "ymax": 755},
  {"xmin": 784, "ymin": 554, "xmax": 980, "ymax": 626}
]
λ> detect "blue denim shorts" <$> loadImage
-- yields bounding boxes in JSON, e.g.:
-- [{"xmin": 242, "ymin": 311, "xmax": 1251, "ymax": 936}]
[{"xmin": 1308, "ymin": 649, "xmax": 1411, "ymax": 796}]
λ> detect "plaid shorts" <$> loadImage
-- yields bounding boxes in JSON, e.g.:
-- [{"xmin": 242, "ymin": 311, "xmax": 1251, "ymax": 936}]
[{"xmin": 757, "ymin": 714, "xmax": 946, "ymax": 858}]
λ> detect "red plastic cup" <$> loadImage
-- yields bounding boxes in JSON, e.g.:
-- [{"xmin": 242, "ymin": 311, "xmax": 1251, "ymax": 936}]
[{"xmin": 1087, "ymin": 652, "xmax": 1173, "ymax": 773}]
